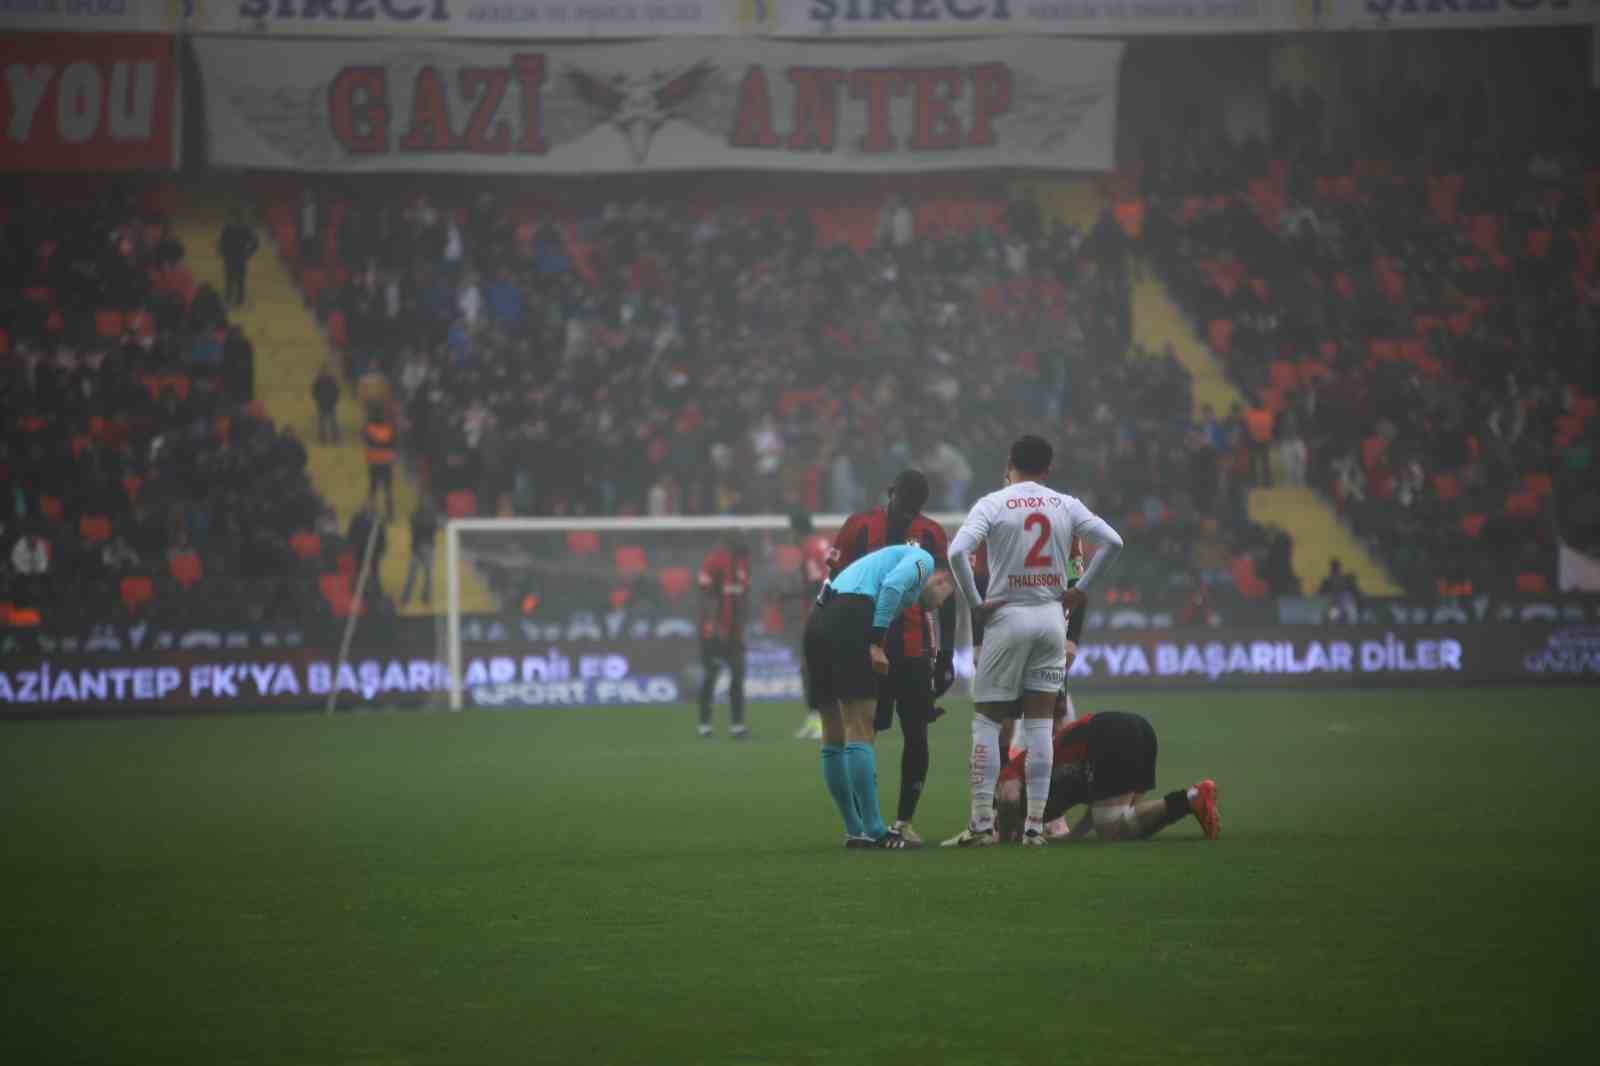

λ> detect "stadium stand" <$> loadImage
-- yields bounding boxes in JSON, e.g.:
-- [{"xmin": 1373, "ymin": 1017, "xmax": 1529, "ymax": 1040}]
[
  {"xmin": 0, "ymin": 180, "xmax": 345, "ymax": 625},
  {"xmin": 258, "ymin": 174, "xmax": 1286, "ymax": 613},
  {"xmin": 1136, "ymin": 143, "xmax": 1598, "ymax": 599}
]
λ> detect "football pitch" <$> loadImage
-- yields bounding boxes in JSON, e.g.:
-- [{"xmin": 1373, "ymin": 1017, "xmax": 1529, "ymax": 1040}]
[{"xmin": 2, "ymin": 687, "xmax": 1596, "ymax": 1066}]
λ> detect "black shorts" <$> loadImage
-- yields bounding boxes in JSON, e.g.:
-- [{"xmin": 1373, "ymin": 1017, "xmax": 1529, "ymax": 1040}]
[
  {"xmin": 874, "ymin": 656, "xmax": 933, "ymax": 733},
  {"xmin": 1085, "ymin": 711, "xmax": 1159, "ymax": 801},
  {"xmin": 803, "ymin": 592, "xmax": 878, "ymax": 709},
  {"xmin": 1041, "ymin": 711, "xmax": 1159, "ymax": 820}
]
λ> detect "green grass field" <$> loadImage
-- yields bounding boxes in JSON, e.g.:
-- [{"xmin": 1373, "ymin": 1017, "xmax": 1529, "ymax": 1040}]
[{"xmin": 2, "ymin": 687, "xmax": 1597, "ymax": 1065}]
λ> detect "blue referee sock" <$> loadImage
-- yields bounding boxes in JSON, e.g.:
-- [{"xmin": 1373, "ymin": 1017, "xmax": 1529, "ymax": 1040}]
[
  {"xmin": 820, "ymin": 745, "xmax": 864, "ymax": 838},
  {"xmin": 844, "ymin": 741, "xmax": 887, "ymax": 839}
]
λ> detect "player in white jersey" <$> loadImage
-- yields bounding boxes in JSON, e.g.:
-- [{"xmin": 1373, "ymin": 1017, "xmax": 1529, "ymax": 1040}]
[{"xmin": 940, "ymin": 435, "xmax": 1124, "ymax": 848}]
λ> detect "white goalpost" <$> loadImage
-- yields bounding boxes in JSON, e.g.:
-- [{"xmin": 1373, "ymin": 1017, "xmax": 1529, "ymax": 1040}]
[{"xmin": 440, "ymin": 513, "xmax": 970, "ymax": 713}]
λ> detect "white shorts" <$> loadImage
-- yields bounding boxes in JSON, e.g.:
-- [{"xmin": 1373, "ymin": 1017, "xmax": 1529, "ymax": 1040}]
[{"xmin": 973, "ymin": 602, "xmax": 1067, "ymax": 704}]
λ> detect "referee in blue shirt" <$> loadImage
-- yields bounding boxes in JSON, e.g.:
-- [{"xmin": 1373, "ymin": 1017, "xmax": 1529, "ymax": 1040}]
[{"xmin": 806, "ymin": 542, "xmax": 955, "ymax": 848}]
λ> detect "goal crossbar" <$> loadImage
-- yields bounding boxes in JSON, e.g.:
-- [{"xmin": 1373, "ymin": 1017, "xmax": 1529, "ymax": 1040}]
[{"xmin": 442, "ymin": 512, "xmax": 967, "ymax": 710}]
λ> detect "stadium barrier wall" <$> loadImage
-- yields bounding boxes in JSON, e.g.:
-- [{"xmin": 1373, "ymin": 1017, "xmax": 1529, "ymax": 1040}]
[{"xmin": 3, "ymin": 623, "xmax": 1594, "ymax": 715}]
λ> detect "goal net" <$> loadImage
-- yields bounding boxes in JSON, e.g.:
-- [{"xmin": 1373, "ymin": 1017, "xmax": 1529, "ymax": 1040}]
[{"xmin": 434, "ymin": 515, "xmax": 972, "ymax": 712}]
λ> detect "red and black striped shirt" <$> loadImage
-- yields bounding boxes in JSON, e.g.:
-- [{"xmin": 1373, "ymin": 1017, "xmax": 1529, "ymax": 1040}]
[
  {"xmin": 697, "ymin": 548, "xmax": 750, "ymax": 642},
  {"xmin": 829, "ymin": 507, "xmax": 952, "ymax": 660}
]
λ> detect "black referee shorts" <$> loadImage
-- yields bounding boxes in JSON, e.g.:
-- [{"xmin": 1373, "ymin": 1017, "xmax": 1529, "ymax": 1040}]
[{"xmin": 803, "ymin": 591, "xmax": 879, "ymax": 710}]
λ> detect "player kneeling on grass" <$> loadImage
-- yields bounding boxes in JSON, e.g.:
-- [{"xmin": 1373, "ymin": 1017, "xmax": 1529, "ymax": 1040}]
[
  {"xmin": 993, "ymin": 710, "xmax": 1220, "ymax": 843},
  {"xmin": 806, "ymin": 542, "xmax": 955, "ymax": 849}
]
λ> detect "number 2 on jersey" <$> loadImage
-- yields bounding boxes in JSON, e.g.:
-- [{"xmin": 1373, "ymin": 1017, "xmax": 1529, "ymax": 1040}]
[{"xmin": 1023, "ymin": 513, "xmax": 1053, "ymax": 569}]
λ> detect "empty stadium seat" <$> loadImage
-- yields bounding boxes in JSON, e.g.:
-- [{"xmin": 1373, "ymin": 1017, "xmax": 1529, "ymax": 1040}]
[
  {"xmin": 120, "ymin": 576, "xmax": 154, "ymax": 614},
  {"xmin": 1505, "ymin": 492, "xmax": 1540, "ymax": 518},
  {"xmin": 169, "ymin": 550, "xmax": 203, "ymax": 590},
  {"xmin": 658, "ymin": 567, "xmax": 693, "ymax": 600},
  {"xmin": 290, "ymin": 531, "xmax": 322, "ymax": 561},
  {"xmin": 94, "ymin": 309, "xmax": 125, "ymax": 338},
  {"xmin": 78, "ymin": 515, "xmax": 112, "ymax": 544},
  {"xmin": 614, "ymin": 545, "xmax": 648, "ymax": 580},
  {"xmin": 318, "ymin": 573, "xmax": 355, "ymax": 616}
]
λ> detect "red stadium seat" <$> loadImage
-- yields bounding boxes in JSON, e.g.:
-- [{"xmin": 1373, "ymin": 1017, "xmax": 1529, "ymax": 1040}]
[
  {"xmin": 120, "ymin": 576, "xmax": 154, "ymax": 614},
  {"xmin": 121, "ymin": 476, "xmax": 142, "ymax": 505},
  {"xmin": 169, "ymin": 550, "xmax": 203, "ymax": 590},
  {"xmin": 1573, "ymin": 397, "xmax": 1598, "ymax": 419},
  {"xmin": 1505, "ymin": 492, "xmax": 1539, "ymax": 518},
  {"xmin": 290, "ymin": 531, "xmax": 322, "ymax": 561},
  {"xmin": 773, "ymin": 544, "xmax": 804, "ymax": 573},
  {"xmin": 566, "ymin": 530, "xmax": 599, "ymax": 556},
  {"xmin": 94, "ymin": 309, "xmax": 125, "ymax": 338},
  {"xmin": 1515, "ymin": 573, "xmax": 1549, "ymax": 595},
  {"xmin": 658, "ymin": 567, "xmax": 693, "ymax": 600},
  {"xmin": 319, "ymin": 573, "xmax": 356, "ymax": 616},
  {"xmin": 40, "ymin": 496, "xmax": 64, "ymax": 522},
  {"xmin": 445, "ymin": 491, "xmax": 477, "ymax": 518},
  {"xmin": 1206, "ymin": 319, "xmax": 1233, "ymax": 356},
  {"xmin": 78, "ymin": 515, "xmax": 111, "ymax": 544},
  {"xmin": 1461, "ymin": 514, "xmax": 1487, "ymax": 538},
  {"xmin": 614, "ymin": 545, "xmax": 648, "ymax": 580},
  {"xmin": 1523, "ymin": 473, "xmax": 1553, "ymax": 497},
  {"xmin": 1432, "ymin": 473, "xmax": 1460, "ymax": 503}
]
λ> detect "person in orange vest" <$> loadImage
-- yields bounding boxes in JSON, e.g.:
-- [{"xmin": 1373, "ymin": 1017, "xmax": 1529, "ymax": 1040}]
[
  {"xmin": 1243, "ymin": 398, "xmax": 1276, "ymax": 488},
  {"xmin": 362, "ymin": 403, "xmax": 397, "ymax": 522}
]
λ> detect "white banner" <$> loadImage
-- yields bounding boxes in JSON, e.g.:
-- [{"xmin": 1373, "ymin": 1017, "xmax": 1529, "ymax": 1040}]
[
  {"xmin": 1333, "ymin": 0, "xmax": 1600, "ymax": 31},
  {"xmin": 1559, "ymin": 540, "xmax": 1600, "ymax": 593},
  {"xmin": 0, "ymin": 0, "xmax": 177, "ymax": 33},
  {"xmin": 771, "ymin": 1, "xmax": 1331, "ymax": 37},
  {"xmin": 192, "ymin": 0, "xmax": 739, "ymax": 38},
  {"xmin": 195, "ymin": 35, "xmax": 1121, "ymax": 173}
]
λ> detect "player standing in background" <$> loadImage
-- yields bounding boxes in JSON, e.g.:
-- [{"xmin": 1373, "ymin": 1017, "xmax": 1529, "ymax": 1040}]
[
  {"xmin": 788, "ymin": 512, "xmax": 835, "ymax": 741},
  {"xmin": 697, "ymin": 531, "xmax": 750, "ymax": 739},
  {"xmin": 943, "ymin": 435, "xmax": 1124, "ymax": 848},
  {"xmin": 828, "ymin": 469, "xmax": 957, "ymax": 845},
  {"xmin": 805, "ymin": 543, "xmax": 955, "ymax": 848}
]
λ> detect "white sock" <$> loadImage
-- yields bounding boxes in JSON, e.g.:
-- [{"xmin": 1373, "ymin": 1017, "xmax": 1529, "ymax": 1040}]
[
  {"xmin": 970, "ymin": 716, "xmax": 1002, "ymax": 832},
  {"xmin": 1187, "ymin": 785, "xmax": 1199, "ymax": 801},
  {"xmin": 1023, "ymin": 718, "xmax": 1054, "ymax": 829}
]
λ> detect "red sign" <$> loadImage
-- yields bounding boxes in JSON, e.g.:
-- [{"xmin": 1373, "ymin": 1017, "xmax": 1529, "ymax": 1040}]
[{"xmin": 0, "ymin": 34, "xmax": 177, "ymax": 172}]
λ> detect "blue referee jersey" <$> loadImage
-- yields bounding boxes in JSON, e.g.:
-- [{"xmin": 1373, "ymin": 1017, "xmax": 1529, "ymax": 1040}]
[{"xmin": 828, "ymin": 543, "xmax": 937, "ymax": 630}]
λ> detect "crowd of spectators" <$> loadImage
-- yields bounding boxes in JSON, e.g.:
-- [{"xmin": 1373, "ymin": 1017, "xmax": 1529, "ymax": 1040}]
[
  {"xmin": 285, "ymin": 174, "xmax": 1279, "ymax": 610},
  {"xmin": 1141, "ymin": 136, "xmax": 1599, "ymax": 598},
  {"xmin": 0, "ymin": 182, "xmax": 333, "ymax": 624}
]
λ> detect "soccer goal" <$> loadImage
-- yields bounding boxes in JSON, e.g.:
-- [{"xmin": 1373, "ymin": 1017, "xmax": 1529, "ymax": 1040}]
[{"xmin": 436, "ymin": 514, "xmax": 971, "ymax": 712}]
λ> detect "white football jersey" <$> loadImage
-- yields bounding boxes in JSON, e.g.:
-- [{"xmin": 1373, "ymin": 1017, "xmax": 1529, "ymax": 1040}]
[{"xmin": 950, "ymin": 481, "xmax": 1104, "ymax": 607}]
